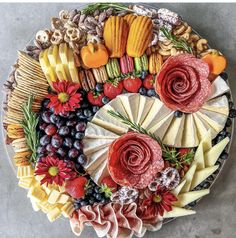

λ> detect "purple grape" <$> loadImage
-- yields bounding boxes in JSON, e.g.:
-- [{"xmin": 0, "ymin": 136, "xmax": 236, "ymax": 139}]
[
  {"xmin": 59, "ymin": 111, "xmax": 70, "ymax": 118},
  {"xmin": 75, "ymin": 122, "xmax": 87, "ymax": 132},
  {"xmin": 40, "ymin": 135, "xmax": 51, "ymax": 146},
  {"xmin": 66, "ymin": 119, "xmax": 78, "ymax": 127},
  {"xmin": 56, "ymin": 119, "xmax": 66, "ymax": 128},
  {"xmin": 58, "ymin": 126, "xmax": 70, "ymax": 136},
  {"xmin": 39, "ymin": 122, "xmax": 48, "ymax": 131},
  {"xmin": 68, "ymin": 148, "xmax": 79, "ymax": 159},
  {"xmin": 51, "ymin": 134, "xmax": 63, "ymax": 148},
  {"xmin": 63, "ymin": 137, "xmax": 73, "ymax": 148},
  {"xmin": 57, "ymin": 147, "xmax": 67, "ymax": 157},
  {"xmin": 37, "ymin": 146, "xmax": 46, "ymax": 155},
  {"xmin": 41, "ymin": 111, "xmax": 51, "ymax": 123},
  {"xmin": 77, "ymin": 154, "xmax": 87, "ymax": 166},
  {"xmin": 75, "ymin": 132, "xmax": 84, "ymax": 140},
  {"xmin": 50, "ymin": 114, "xmax": 60, "ymax": 124},
  {"xmin": 46, "ymin": 144, "xmax": 57, "ymax": 153},
  {"xmin": 45, "ymin": 124, "xmax": 57, "ymax": 136},
  {"xmin": 73, "ymin": 140, "xmax": 83, "ymax": 150}
]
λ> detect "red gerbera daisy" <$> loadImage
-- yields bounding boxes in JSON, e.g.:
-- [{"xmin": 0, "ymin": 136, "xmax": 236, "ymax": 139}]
[
  {"xmin": 47, "ymin": 81, "xmax": 82, "ymax": 114},
  {"xmin": 138, "ymin": 186, "xmax": 178, "ymax": 219},
  {"xmin": 35, "ymin": 156, "xmax": 76, "ymax": 186}
]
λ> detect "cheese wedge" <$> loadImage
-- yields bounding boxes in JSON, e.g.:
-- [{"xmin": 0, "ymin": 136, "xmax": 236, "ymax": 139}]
[
  {"xmin": 163, "ymin": 206, "xmax": 196, "ymax": 218},
  {"xmin": 182, "ymin": 114, "xmax": 199, "ymax": 148},
  {"xmin": 85, "ymin": 147, "xmax": 108, "ymax": 171},
  {"xmin": 172, "ymin": 180, "xmax": 186, "ymax": 196},
  {"xmin": 68, "ymin": 47, "xmax": 79, "ymax": 83},
  {"xmin": 85, "ymin": 122, "xmax": 119, "ymax": 139},
  {"xmin": 48, "ymin": 45, "xmax": 58, "ymax": 68},
  {"xmin": 193, "ymin": 113, "xmax": 210, "ymax": 142},
  {"xmin": 59, "ymin": 43, "xmax": 72, "ymax": 81},
  {"xmin": 190, "ymin": 165, "xmax": 219, "ymax": 190},
  {"xmin": 31, "ymin": 199, "xmax": 40, "ymax": 212},
  {"xmin": 83, "ymin": 138, "xmax": 114, "ymax": 155},
  {"xmin": 108, "ymin": 97, "xmax": 129, "ymax": 118},
  {"xmin": 92, "ymin": 107, "xmax": 129, "ymax": 135},
  {"xmin": 204, "ymin": 137, "xmax": 230, "ymax": 166},
  {"xmin": 136, "ymin": 95, "xmax": 155, "ymax": 125},
  {"xmin": 48, "ymin": 189, "xmax": 61, "ymax": 204},
  {"xmin": 91, "ymin": 159, "xmax": 109, "ymax": 184},
  {"xmin": 194, "ymin": 142, "xmax": 205, "ymax": 170},
  {"xmin": 200, "ymin": 129, "xmax": 212, "ymax": 152},
  {"xmin": 174, "ymin": 189, "xmax": 210, "ymax": 207},
  {"xmin": 208, "ymin": 76, "xmax": 230, "ymax": 100},
  {"xmin": 180, "ymin": 163, "xmax": 197, "ymax": 193},
  {"xmin": 118, "ymin": 93, "xmax": 140, "ymax": 122},
  {"xmin": 202, "ymin": 95, "xmax": 229, "ymax": 116}
]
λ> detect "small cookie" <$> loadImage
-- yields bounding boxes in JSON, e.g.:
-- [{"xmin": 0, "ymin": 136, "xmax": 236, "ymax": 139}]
[
  {"xmin": 85, "ymin": 70, "xmax": 96, "ymax": 90},
  {"xmin": 78, "ymin": 70, "xmax": 89, "ymax": 92}
]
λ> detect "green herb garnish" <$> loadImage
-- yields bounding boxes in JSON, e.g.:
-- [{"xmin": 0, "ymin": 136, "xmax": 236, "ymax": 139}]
[
  {"xmin": 160, "ymin": 26, "xmax": 193, "ymax": 54},
  {"xmin": 82, "ymin": 3, "xmax": 133, "ymax": 15},
  {"xmin": 21, "ymin": 95, "xmax": 39, "ymax": 164}
]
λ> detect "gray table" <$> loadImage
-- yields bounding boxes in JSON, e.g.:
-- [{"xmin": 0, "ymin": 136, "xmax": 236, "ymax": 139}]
[{"xmin": 0, "ymin": 3, "xmax": 236, "ymax": 238}]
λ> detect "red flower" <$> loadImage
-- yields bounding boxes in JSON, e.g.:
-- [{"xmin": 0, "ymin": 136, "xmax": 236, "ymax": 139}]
[
  {"xmin": 137, "ymin": 186, "xmax": 177, "ymax": 220},
  {"xmin": 35, "ymin": 156, "xmax": 76, "ymax": 186},
  {"xmin": 47, "ymin": 81, "xmax": 82, "ymax": 114}
]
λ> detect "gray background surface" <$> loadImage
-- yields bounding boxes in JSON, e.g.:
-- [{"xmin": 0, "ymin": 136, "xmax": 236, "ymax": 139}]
[{"xmin": 0, "ymin": 3, "xmax": 236, "ymax": 238}]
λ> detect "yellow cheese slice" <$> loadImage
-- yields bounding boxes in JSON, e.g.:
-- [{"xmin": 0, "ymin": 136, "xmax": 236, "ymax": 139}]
[
  {"xmin": 163, "ymin": 206, "xmax": 196, "ymax": 218},
  {"xmin": 171, "ymin": 180, "xmax": 186, "ymax": 196},
  {"xmin": 204, "ymin": 137, "xmax": 230, "ymax": 166},
  {"xmin": 174, "ymin": 189, "xmax": 210, "ymax": 207},
  {"xmin": 17, "ymin": 165, "xmax": 34, "ymax": 178},
  {"xmin": 47, "ymin": 207, "xmax": 61, "ymax": 222},
  {"xmin": 190, "ymin": 165, "xmax": 219, "ymax": 190},
  {"xmin": 48, "ymin": 45, "xmax": 58, "ymax": 68},
  {"xmin": 193, "ymin": 142, "xmax": 205, "ymax": 170},
  {"xmin": 28, "ymin": 186, "xmax": 47, "ymax": 202},
  {"xmin": 59, "ymin": 43, "xmax": 72, "ymax": 81},
  {"xmin": 30, "ymin": 199, "xmax": 41, "ymax": 212},
  {"xmin": 61, "ymin": 202, "xmax": 75, "ymax": 218},
  {"xmin": 48, "ymin": 189, "xmax": 61, "ymax": 204},
  {"xmin": 180, "ymin": 163, "xmax": 197, "ymax": 193},
  {"xmin": 68, "ymin": 48, "xmax": 79, "ymax": 83},
  {"xmin": 200, "ymin": 129, "xmax": 212, "ymax": 152},
  {"xmin": 57, "ymin": 194, "xmax": 70, "ymax": 204},
  {"xmin": 18, "ymin": 177, "xmax": 34, "ymax": 189}
]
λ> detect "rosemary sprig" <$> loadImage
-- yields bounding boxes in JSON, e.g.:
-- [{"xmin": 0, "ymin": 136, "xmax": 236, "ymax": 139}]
[
  {"xmin": 107, "ymin": 110, "xmax": 194, "ymax": 169},
  {"xmin": 82, "ymin": 3, "xmax": 134, "ymax": 15},
  {"xmin": 21, "ymin": 95, "xmax": 39, "ymax": 164},
  {"xmin": 160, "ymin": 27, "xmax": 193, "ymax": 54}
]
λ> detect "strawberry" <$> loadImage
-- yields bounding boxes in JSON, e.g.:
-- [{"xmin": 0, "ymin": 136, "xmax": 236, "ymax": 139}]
[
  {"xmin": 123, "ymin": 77, "xmax": 142, "ymax": 93},
  {"xmin": 100, "ymin": 176, "xmax": 118, "ymax": 198},
  {"xmin": 65, "ymin": 176, "xmax": 88, "ymax": 199},
  {"xmin": 143, "ymin": 74, "xmax": 154, "ymax": 89},
  {"xmin": 87, "ymin": 91, "xmax": 104, "ymax": 106},
  {"xmin": 104, "ymin": 79, "xmax": 123, "ymax": 99},
  {"xmin": 178, "ymin": 148, "xmax": 190, "ymax": 157}
]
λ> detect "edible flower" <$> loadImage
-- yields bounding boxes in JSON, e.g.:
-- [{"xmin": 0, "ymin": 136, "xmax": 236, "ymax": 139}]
[
  {"xmin": 35, "ymin": 156, "xmax": 76, "ymax": 186},
  {"xmin": 47, "ymin": 81, "xmax": 82, "ymax": 114}
]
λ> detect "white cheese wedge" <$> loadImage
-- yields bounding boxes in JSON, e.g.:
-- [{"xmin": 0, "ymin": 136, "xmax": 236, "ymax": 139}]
[
  {"xmin": 180, "ymin": 163, "xmax": 197, "ymax": 193},
  {"xmin": 163, "ymin": 206, "xmax": 196, "ymax": 218},
  {"xmin": 193, "ymin": 142, "xmax": 205, "ymax": 170},
  {"xmin": 190, "ymin": 165, "xmax": 219, "ymax": 190},
  {"xmin": 193, "ymin": 113, "xmax": 210, "ymax": 142},
  {"xmin": 84, "ymin": 147, "xmax": 108, "ymax": 171},
  {"xmin": 172, "ymin": 180, "xmax": 186, "ymax": 196},
  {"xmin": 136, "ymin": 95, "xmax": 154, "ymax": 125},
  {"xmin": 92, "ymin": 107, "xmax": 129, "ymax": 135},
  {"xmin": 91, "ymin": 159, "xmax": 109, "ymax": 184},
  {"xmin": 204, "ymin": 137, "xmax": 230, "ymax": 167},
  {"xmin": 148, "ymin": 112, "xmax": 174, "ymax": 140},
  {"xmin": 83, "ymin": 138, "xmax": 114, "ymax": 155},
  {"xmin": 208, "ymin": 76, "xmax": 230, "ymax": 100},
  {"xmin": 108, "ymin": 97, "xmax": 129, "ymax": 118},
  {"xmin": 162, "ymin": 115, "xmax": 185, "ymax": 147},
  {"xmin": 196, "ymin": 111, "xmax": 223, "ymax": 136},
  {"xmin": 142, "ymin": 98, "xmax": 172, "ymax": 130},
  {"xmin": 85, "ymin": 122, "xmax": 119, "ymax": 139},
  {"xmin": 174, "ymin": 189, "xmax": 210, "ymax": 207},
  {"xmin": 118, "ymin": 93, "xmax": 140, "ymax": 122},
  {"xmin": 182, "ymin": 114, "xmax": 199, "ymax": 148},
  {"xmin": 200, "ymin": 129, "xmax": 212, "ymax": 152},
  {"xmin": 202, "ymin": 95, "xmax": 229, "ymax": 116}
]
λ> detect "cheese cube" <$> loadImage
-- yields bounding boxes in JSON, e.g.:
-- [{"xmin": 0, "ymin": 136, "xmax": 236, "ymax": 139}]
[
  {"xmin": 48, "ymin": 190, "xmax": 61, "ymax": 204},
  {"xmin": 57, "ymin": 194, "xmax": 70, "ymax": 204},
  {"xmin": 18, "ymin": 177, "xmax": 34, "ymax": 189},
  {"xmin": 61, "ymin": 202, "xmax": 75, "ymax": 218},
  {"xmin": 47, "ymin": 207, "xmax": 61, "ymax": 222},
  {"xmin": 28, "ymin": 186, "xmax": 47, "ymax": 202},
  {"xmin": 17, "ymin": 165, "xmax": 34, "ymax": 178}
]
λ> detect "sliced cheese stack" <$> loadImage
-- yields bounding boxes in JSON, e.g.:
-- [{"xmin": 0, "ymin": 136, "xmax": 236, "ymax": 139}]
[
  {"xmin": 164, "ymin": 131, "xmax": 230, "ymax": 218},
  {"xmin": 39, "ymin": 43, "xmax": 79, "ymax": 86}
]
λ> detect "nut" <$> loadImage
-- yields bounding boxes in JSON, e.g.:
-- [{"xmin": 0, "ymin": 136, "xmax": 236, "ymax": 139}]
[
  {"xmin": 196, "ymin": 38, "xmax": 208, "ymax": 52},
  {"xmin": 158, "ymin": 48, "xmax": 171, "ymax": 56},
  {"xmin": 35, "ymin": 30, "xmax": 50, "ymax": 44},
  {"xmin": 189, "ymin": 34, "xmax": 200, "ymax": 42},
  {"xmin": 50, "ymin": 29, "xmax": 64, "ymax": 45},
  {"xmin": 180, "ymin": 32, "xmax": 190, "ymax": 40},
  {"xmin": 173, "ymin": 24, "xmax": 186, "ymax": 35},
  {"xmin": 69, "ymin": 9, "xmax": 78, "ymax": 21},
  {"xmin": 158, "ymin": 41, "xmax": 174, "ymax": 51}
]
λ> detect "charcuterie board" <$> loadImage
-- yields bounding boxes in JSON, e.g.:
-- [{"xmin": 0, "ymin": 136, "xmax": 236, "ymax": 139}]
[{"xmin": 2, "ymin": 3, "xmax": 235, "ymax": 237}]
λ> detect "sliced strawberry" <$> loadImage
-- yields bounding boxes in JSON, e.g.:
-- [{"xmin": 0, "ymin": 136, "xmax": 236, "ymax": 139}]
[
  {"xmin": 143, "ymin": 74, "xmax": 154, "ymax": 89},
  {"xmin": 123, "ymin": 77, "xmax": 142, "ymax": 93},
  {"xmin": 65, "ymin": 176, "xmax": 88, "ymax": 199},
  {"xmin": 104, "ymin": 79, "xmax": 123, "ymax": 99},
  {"xmin": 178, "ymin": 148, "xmax": 190, "ymax": 157},
  {"xmin": 87, "ymin": 91, "xmax": 104, "ymax": 106}
]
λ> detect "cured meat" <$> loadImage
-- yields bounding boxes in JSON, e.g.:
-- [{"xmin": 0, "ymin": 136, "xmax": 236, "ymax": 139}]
[
  {"xmin": 155, "ymin": 53, "xmax": 211, "ymax": 113},
  {"xmin": 107, "ymin": 132, "xmax": 164, "ymax": 189}
]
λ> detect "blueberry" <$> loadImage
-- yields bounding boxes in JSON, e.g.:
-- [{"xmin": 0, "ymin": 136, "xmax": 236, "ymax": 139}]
[
  {"xmin": 74, "ymin": 140, "xmax": 83, "ymax": 150},
  {"xmin": 207, "ymin": 175, "xmax": 214, "ymax": 182},
  {"xmin": 219, "ymin": 130, "xmax": 227, "ymax": 137},
  {"xmin": 229, "ymin": 101, "xmax": 234, "ymax": 109},
  {"xmin": 57, "ymin": 147, "xmax": 67, "ymax": 157},
  {"xmin": 88, "ymin": 197, "xmax": 96, "ymax": 205},
  {"xmin": 139, "ymin": 87, "xmax": 147, "ymax": 95},
  {"xmin": 229, "ymin": 109, "xmax": 236, "ymax": 118},
  {"xmin": 63, "ymin": 137, "xmax": 73, "ymax": 148},
  {"xmin": 58, "ymin": 126, "xmax": 70, "ymax": 136},
  {"xmin": 215, "ymin": 135, "xmax": 225, "ymax": 144},
  {"xmin": 147, "ymin": 89, "xmax": 156, "ymax": 97},
  {"xmin": 70, "ymin": 128, "xmax": 76, "ymax": 137},
  {"xmin": 201, "ymin": 181, "xmax": 211, "ymax": 189},
  {"xmin": 188, "ymin": 201, "xmax": 197, "ymax": 207},
  {"xmin": 92, "ymin": 106, "xmax": 100, "ymax": 114},
  {"xmin": 174, "ymin": 110, "xmax": 183, "ymax": 118},
  {"xmin": 74, "ymin": 203, "xmax": 81, "ymax": 210},
  {"xmin": 83, "ymin": 109, "xmax": 93, "ymax": 118},
  {"xmin": 95, "ymin": 83, "xmax": 103, "ymax": 92},
  {"xmin": 40, "ymin": 135, "xmax": 51, "ymax": 146},
  {"xmin": 140, "ymin": 71, "xmax": 147, "ymax": 80},
  {"xmin": 226, "ymin": 118, "xmax": 232, "ymax": 127},
  {"xmin": 102, "ymin": 96, "xmax": 110, "ymax": 104},
  {"xmin": 68, "ymin": 148, "xmax": 79, "ymax": 159},
  {"xmin": 86, "ymin": 188, "xmax": 93, "ymax": 196},
  {"xmin": 221, "ymin": 152, "xmax": 228, "ymax": 160},
  {"xmin": 66, "ymin": 119, "xmax": 78, "ymax": 127},
  {"xmin": 50, "ymin": 114, "xmax": 60, "ymax": 124},
  {"xmin": 81, "ymin": 101, "xmax": 89, "ymax": 109},
  {"xmin": 220, "ymin": 72, "xmax": 228, "ymax": 81},
  {"xmin": 41, "ymin": 111, "xmax": 51, "ymax": 123},
  {"xmin": 51, "ymin": 134, "xmax": 63, "ymax": 148},
  {"xmin": 75, "ymin": 163, "xmax": 84, "ymax": 173},
  {"xmin": 77, "ymin": 154, "xmax": 87, "ymax": 166},
  {"xmin": 75, "ymin": 132, "xmax": 84, "ymax": 140},
  {"xmin": 215, "ymin": 160, "xmax": 222, "ymax": 168},
  {"xmin": 76, "ymin": 122, "xmax": 87, "ymax": 132},
  {"xmin": 95, "ymin": 193, "xmax": 102, "ymax": 201},
  {"xmin": 80, "ymin": 200, "xmax": 89, "ymax": 206},
  {"xmin": 94, "ymin": 187, "xmax": 100, "ymax": 194}
]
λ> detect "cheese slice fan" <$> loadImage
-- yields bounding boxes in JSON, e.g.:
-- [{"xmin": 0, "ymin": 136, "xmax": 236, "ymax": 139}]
[{"xmin": 163, "ymin": 206, "xmax": 196, "ymax": 218}]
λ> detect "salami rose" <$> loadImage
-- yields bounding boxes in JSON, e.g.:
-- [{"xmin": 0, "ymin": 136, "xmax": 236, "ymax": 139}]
[
  {"xmin": 155, "ymin": 53, "xmax": 211, "ymax": 113},
  {"xmin": 107, "ymin": 132, "xmax": 164, "ymax": 189}
]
